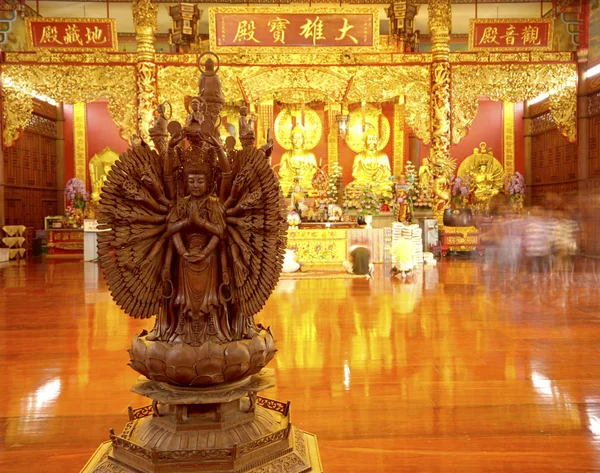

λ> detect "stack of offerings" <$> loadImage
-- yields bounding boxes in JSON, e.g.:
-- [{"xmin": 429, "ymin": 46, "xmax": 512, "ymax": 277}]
[
  {"xmin": 410, "ymin": 224, "xmax": 423, "ymax": 264},
  {"xmin": 391, "ymin": 223, "xmax": 423, "ymax": 270}
]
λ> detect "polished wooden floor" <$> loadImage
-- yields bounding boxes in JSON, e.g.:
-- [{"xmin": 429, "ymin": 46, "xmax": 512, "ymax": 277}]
[{"xmin": 1, "ymin": 257, "xmax": 600, "ymax": 472}]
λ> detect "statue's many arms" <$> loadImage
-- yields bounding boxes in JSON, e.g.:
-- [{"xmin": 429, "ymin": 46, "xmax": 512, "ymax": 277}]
[{"xmin": 97, "ymin": 63, "xmax": 287, "ymax": 386}]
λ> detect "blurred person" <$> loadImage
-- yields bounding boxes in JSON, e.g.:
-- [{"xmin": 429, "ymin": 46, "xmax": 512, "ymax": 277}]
[
  {"xmin": 524, "ymin": 207, "xmax": 555, "ymax": 281},
  {"xmin": 391, "ymin": 225, "xmax": 416, "ymax": 279},
  {"xmin": 494, "ymin": 213, "xmax": 524, "ymax": 283},
  {"xmin": 282, "ymin": 248, "xmax": 301, "ymax": 273},
  {"xmin": 553, "ymin": 213, "xmax": 579, "ymax": 285},
  {"xmin": 343, "ymin": 242, "xmax": 374, "ymax": 279},
  {"xmin": 504, "ymin": 217, "xmax": 525, "ymax": 280}
]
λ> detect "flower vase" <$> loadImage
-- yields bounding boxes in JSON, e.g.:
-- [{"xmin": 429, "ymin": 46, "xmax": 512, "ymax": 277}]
[
  {"xmin": 511, "ymin": 194, "xmax": 524, "ymax": 215},
  {"xmin": 364, "ymin": 215, "xmax": 373, "ymax": 229}
]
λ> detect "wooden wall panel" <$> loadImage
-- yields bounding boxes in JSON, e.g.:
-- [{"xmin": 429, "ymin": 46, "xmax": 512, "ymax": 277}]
[
  {"xmin": 2, "ymin": 112, "xmax": 59, "ymax": 229},
  {"xmin": 530, "ymin": 114, "xmax": 578, "ymax": 203},
  {"xmin": 589, "ymin": 115, "xmax": 600, "ymax": 178},
  {"xmin": 584, "ymin": 95, "xmax": 600, "ymax": 256}
]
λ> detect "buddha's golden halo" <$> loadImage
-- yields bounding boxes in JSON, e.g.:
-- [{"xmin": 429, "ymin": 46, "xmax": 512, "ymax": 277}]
[
  {"xmin": 274, "ymin": 107, "xmax": 323, "ymax": 151},
  {"xmin": 345, "ymin": 104, "xmax": 390, "ymax": 154},
  {"xmin": 457, "ymin": 141, "xmax": 505, "ymax": 189}
]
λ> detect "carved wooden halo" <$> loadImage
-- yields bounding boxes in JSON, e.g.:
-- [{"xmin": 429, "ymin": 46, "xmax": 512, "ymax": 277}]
[
  {"xmin": 161, "ymin": 101, "xmax": 173, "ymax": 120},
  {"xmin": 274, "ymin": 106, "xmax": 322, "ymax": 151},
  {"xmin": 185, "ymin": 96, "xmax": 208, "ymax": 115},
  {"xmin": 344, "ymin": 103, "xmax": 390, "ymax": 154},
  {"xmin": 197, "ymin": 51, "xmax": 220, "ymax": 74}
]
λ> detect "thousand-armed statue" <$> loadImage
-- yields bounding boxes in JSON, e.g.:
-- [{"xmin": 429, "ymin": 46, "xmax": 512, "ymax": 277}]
[
  {"xmin": 87, "ymin": 53, "xmax": 320, "ymax": 473},
  {"xmin": 97, "ymin": 53, "xmax": 286, "ymax": 386}
]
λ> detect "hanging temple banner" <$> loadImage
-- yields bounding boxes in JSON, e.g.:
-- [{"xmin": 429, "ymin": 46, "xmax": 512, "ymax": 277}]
[
  {"xmin": 26, "ymin": 18, "xmax": 118, "ymax": 52},
  {"xmin": 209, "ymin": 7, "xmax": 379, "ymax": 53},
  {"xmin": 469, "ymin": 19, "xmax": 553, "ymax": 52}
]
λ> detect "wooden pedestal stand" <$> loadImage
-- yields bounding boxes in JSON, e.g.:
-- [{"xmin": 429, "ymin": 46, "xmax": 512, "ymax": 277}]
[{"xmin": 81, "ymin": 369, "xmax": 322, "ymax": 473}]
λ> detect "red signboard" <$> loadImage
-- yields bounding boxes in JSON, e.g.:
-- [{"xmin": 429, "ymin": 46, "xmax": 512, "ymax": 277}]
[
  {"xmin": 26, "ymin": 18, "xmax": 118, "ymax": 52},
  {"xmin": 469, "ymin": 19, "xmax": 553, "ymax": 51},
  {"xmin": 210, "ymin": 7, "xmax": 378, "ymax": 52}
]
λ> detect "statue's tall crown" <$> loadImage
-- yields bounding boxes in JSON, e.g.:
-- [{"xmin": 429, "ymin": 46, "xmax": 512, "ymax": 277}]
[
  {"xmin": 182, "ymin": 146, "xmax": 216, "ymax": 176},
  {"xmin": 292, "ymin": 123, "xmax": 305, "ymax": 136}
]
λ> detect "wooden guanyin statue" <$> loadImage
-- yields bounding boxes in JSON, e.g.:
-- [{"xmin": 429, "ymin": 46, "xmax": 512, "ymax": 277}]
[
  {"xmin": 98, "ymin": 58, "xmax": 285, "ymax": 385},
  {"xmin": 87, "ymin": 52, "xmax": 321, "ymax": 473}
]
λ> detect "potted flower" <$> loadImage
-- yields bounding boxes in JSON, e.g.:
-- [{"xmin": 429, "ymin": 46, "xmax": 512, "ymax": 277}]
[
  {"xmin": 450, "ymin": 175, "xmax": 472, "ymax": 208},
  {"xmin": 505, "ymin": 172, "xmax": 526, "ymax": 214},
  {"xmin": 356, "ymin": 186, "xmax": 380, "ymax": 229},
  {"xmin": 444, "ymin": 175, "xmax": 474, "ymax": 227},
  {"xmin": 64, "ymin": 178, "xmax": 90, "ymax": 228}
]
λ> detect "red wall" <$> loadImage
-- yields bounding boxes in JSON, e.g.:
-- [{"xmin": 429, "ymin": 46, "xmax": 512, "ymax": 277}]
[
  {"xmin": 62, "ymin": 100, "xmax": 129, "ymax": 189},
  {"xmin": 418, "ymin": 99, "xmax": 505, "ymax": 170},
  {"xmin": 85, "ymin": 101, "xmax": 129, "ymax": 190},
  {"xmin": 451, "ymin": 100, "xmax": 504, "ymax": 167}
]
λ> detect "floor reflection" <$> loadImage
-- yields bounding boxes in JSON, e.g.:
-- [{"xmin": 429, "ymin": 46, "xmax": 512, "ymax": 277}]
[{"xmin": 0, "ymin": 257, "xmax": 599, "ymax": 472}]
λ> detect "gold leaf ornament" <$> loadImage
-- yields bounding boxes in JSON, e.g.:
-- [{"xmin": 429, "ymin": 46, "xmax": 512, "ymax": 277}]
[
  {"xmin": 2, "ymin": 64, "xmax": 137, "ymax": 147},
  {"xmin": 274, "ymin": 107, "xmax": 322, "ymax": 151},
  {"xmin": 452, "ymin": 63, "xmax": 577, "ymax": 144},
  {"xmin": 344, "ymin": 104, "xmax": 390, "ymax": 154}
]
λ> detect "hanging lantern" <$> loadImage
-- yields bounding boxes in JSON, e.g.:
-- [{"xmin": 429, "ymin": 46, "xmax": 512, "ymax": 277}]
[
  {"xmin": 336, "ymin": 113, "xmax": 349, "ymax": 138},
  {"xmin": 169, "ymin": 3, "xmax": 202, "ymax": 53}
]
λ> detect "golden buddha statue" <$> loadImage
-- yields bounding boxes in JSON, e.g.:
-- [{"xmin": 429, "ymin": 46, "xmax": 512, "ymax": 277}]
[
  {"xmin": 89, "ymin": 147, "xmax": 119, "ymax": 202},
  {"xmin": 278, "ymin": 124, "xmax": 318, "ymax": 196},
  {"xmin": 457, "ymin": 142, "xmax": 505, "ymax": 215},
  {"xmin": 346, "ymin": 130, "xmax": 392, "ymax": 199},
  {"xmin": 472, "ymin": 162, "xmax": 499, "ymax": 204}
]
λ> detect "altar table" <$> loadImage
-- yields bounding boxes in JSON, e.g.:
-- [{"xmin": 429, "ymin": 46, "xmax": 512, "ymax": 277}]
[
  {"xmin": 287, "ymin": 228, "xmax": 392, "ymax": 265},
  {"xmin": 47, "ymin": 229, "xmax": 84, "ymax": 257},
  {"xmin": 440, "ymin": 226, "xmax": 484, "ymax": 256}
]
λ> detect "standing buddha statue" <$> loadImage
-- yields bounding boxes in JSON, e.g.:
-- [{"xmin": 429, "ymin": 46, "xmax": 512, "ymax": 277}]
[{"xmin": 278, "ymin": 124, "xmax": 318, "ymax": 196}]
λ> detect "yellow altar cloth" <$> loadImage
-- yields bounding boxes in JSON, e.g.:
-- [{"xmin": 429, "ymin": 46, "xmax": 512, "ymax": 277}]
[{"xmin": 287, "ymin": 228, "xmax": 392, "ymax": 265}]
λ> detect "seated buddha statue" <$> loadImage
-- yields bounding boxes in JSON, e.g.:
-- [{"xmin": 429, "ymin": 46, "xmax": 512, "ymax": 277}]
[
  {"xmin": 346, "ymin": 130, "xmax": 392, "ymax": 199},
  {"xmin": 278, "ymin": 124, "xmax": 318, "ymax": 196}
]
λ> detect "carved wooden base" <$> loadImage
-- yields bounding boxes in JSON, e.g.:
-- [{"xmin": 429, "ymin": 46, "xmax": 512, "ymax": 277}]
[{"xmin": 80, "ymin": 370, "xmax": 322, "ymax": 473}]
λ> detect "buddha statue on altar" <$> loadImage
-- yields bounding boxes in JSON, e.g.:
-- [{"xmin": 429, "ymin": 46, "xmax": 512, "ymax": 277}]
[
  {"xmin": 472, "ymin": 162, "xmax": 499, "ymax": 204},
  {"xmin": 457, "ymin": 142, "xmax": 505, "ymax": 215},
  {"xmin": 278, "ymin": 124, "xmax": 319, "ymax": 196},
  {"xmin": 346, "ymin": 130, "xmax": 392, "ymax": 199},
  {"xmin": 89, "ymin": 147, "xmax": 119, "ymax": 202}
]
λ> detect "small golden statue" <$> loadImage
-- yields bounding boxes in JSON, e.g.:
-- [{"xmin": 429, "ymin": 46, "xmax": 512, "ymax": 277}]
[
  {"xmin": 346, "ymin": 128, "xmax": 392, "ymax": 199},
  {"xmin": 394, "ymin": 174, "xmax": 413, "ymax": 224},
  {"xmin": 458, "ymin": 142, "xmax": 505, "ymax": 215},
  {"xmin": 278, "ymin": 123, "xmax": 319, "ymax": 196}
]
